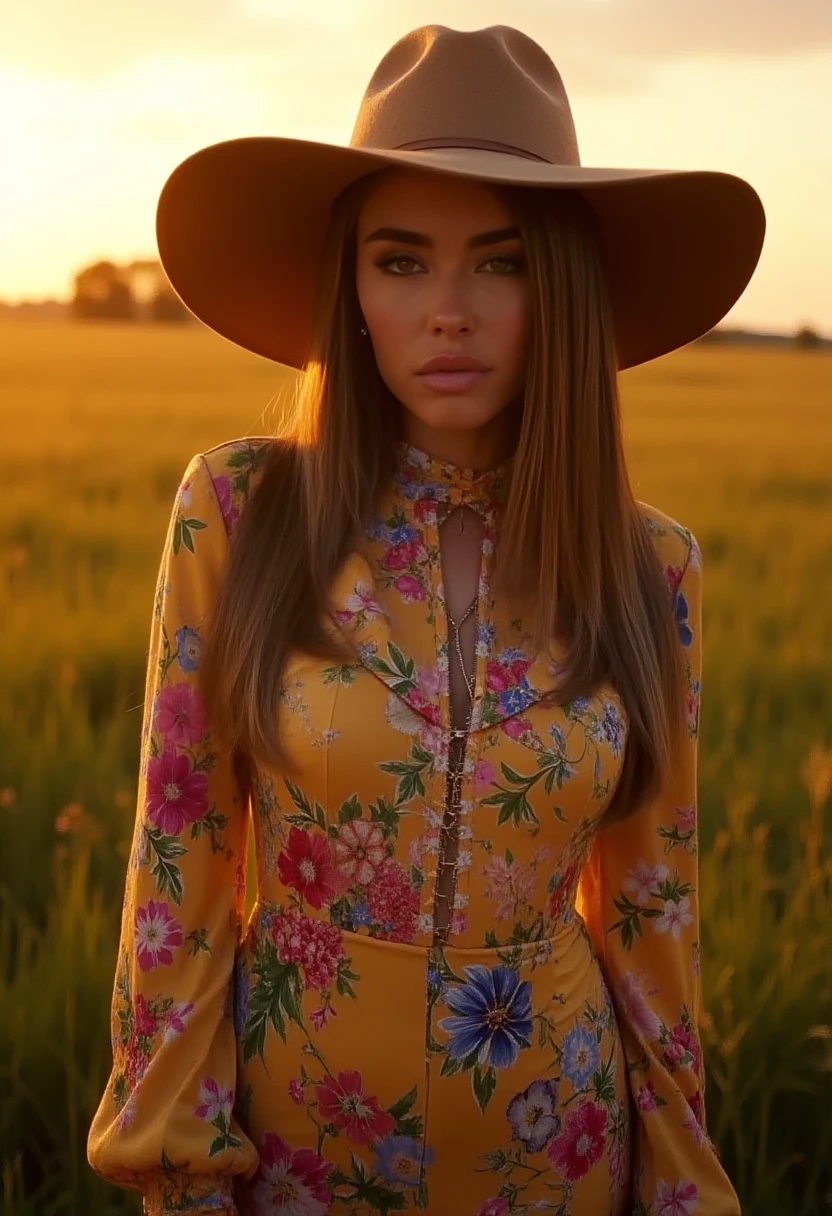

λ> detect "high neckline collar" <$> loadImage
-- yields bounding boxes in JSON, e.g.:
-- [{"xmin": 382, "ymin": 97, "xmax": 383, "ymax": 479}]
[{"xmin": 391, "ymin": 439, "xmax": 510, "ymax": 518}]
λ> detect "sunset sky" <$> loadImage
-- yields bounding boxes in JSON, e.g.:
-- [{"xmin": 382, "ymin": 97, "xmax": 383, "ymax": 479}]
[{"xmin": 2, "ymin": 0, "xmax": 831, "ymax": 334}]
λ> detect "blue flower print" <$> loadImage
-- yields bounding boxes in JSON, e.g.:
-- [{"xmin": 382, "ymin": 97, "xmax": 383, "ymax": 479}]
[
  {"xmin": 561, "ymin": 1024, "xmax": 600, "ymax": 1088},
  {"xmin": 174, "ymin": 625, "xmax": 201, "ymax": 672},
  {"xmin": 389, "ymin": 523, "xmax": 420, "ymax": 545},
  {"xmin": 499, "ymin": 682, "xmax": 536, "ymax": 717},
  {"xmin": 506, "ymin": 1078, "xmax": 561, "ymax": 1152},
  {"xmin": 366, "ymin": 515, "xmax": 390, "ymax": 543},
  {"xmin": 350, "ymin": 902, "xmax": 372, "ymax": 929},
  {"xmin": 439, "ymin": 965, "xmax": 533, "ymax": 1069},
  {"xmin": 374, "ymin": 1134, "xmax": 434, "ymax": 1188},
  {"xmin": 675, "ymin": 588, "xmax": 693, "ymax": 647},
  {"xmin": 601, "ymin": 701, "xmax": 625, "ymax": 757},
  {"xmin": 500, "ymin": 646, "xmax": 527, "ymax": 664}
]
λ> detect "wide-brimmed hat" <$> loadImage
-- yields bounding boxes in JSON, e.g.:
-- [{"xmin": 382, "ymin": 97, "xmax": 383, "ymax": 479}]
[{"xmin": 156, "ymin": 23, "xmax": 766, "ymax": 371}]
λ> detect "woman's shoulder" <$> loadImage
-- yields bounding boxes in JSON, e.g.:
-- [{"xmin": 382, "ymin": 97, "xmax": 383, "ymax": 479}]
[
  {"xmin": 197, "ymin": 434, "xmax": 276, "ymax": 537},
  {"xmin": 635, "ymin": 498, "xmax": 700, "ymax": 574}
]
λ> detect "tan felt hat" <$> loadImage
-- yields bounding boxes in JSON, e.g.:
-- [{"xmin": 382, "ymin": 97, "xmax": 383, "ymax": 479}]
[{"xmin": 156, "ymin": 23, "xmax": 766, "ymax": 371}]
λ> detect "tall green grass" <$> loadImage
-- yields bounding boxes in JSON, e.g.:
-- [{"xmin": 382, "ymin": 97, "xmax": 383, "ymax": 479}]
[{"xmin": 1, "ymin": 320, "xmax": 831, "ymax": 1212}]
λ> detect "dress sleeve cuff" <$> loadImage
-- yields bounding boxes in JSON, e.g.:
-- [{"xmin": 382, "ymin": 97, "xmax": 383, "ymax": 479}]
[{"xmin": 142, "ymin": 1172, "xmax": 237, "ymax": 1215}]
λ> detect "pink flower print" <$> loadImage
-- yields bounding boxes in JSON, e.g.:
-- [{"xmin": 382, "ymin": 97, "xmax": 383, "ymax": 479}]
[
  {"xmin": 145, "ymin": 746, "xmax": 208, "ymax": 835},
  {"xmin": 393, "ymin": 573, "xmax": 428, "ymax": 602},
  {"xmin": 413, "ymin": 497, "xmax": 435, "ymax": 524},
  {"xmin": 310, "ymin": 1003, "xmax": 337, "ymax": 1032},
  {"xmin": 666, "ymin": 1021, "xmax": 702, "ymax": 1073},
  {"xmin": 623, "ymin": 858, "xmax": 669, "ymax": 906},
  {"xmin": 271, "ymin": 907, "xmax": 346, "ymax": 991},
  {"xmin": 418, "ymin": 722, "xmax": 445, "ymax": 763},
  {"xmin": 333, "ymin": 818, "xmax": 387, "ymax": 886},
  {"xmin": 135, "ymin": 899, "xmax": 183, "ymax": 971},
  {"xmin": 251, "ymin": 1132, "xmax": 332, "ymax": 1216},
  {"xmin": 636, "ymin": 1081, "xmax": 659, "ymax": 1112},
  {"xmin": 367, "ymin": 860, "xmax": 419, "ymax": 943},
  {"xmin": 288, "ymin": 1078, "xmax": 306, "ymax": 1105},
  {"xmin": 133, "ymin": 994, "xmax": 157, "ymax": 1040},
  {"xmin": 653, "ymin": 1179, "xmax": 699, "ymax": 1216},
  {"xmin": 654, "ymin": 895, "xmax": 694, "ymax": 940},
  {"xmin": 548, "ymin": 1100, "xmax": 608, "ymax": 1181},
  {"xmin": 476, "ymin": 1201, "xmax": 509, "ymax": 1216},
  {"xmin": 664, "ymin": 563, "xmax": 685, "ymax": 596},
  {"xmin": 278, "ymin": 827, "xmax": 339, "ymax": 909},
  {"xmin": 153, "ymin": 682, "xmax": 208, "ymax": 748},
  {"xmin": 416, "ymin": 664, "xmax": 440, "ymax": 700},
  {"xmin": 485, "ymin": 660, "xmax": 513, "ymax": 694},
  {"xmin": 483, "ymin": 855, "xmax": 537, "ymax": 921},
  {"xmin": 473, "ymin": 759, "xmax": 496, "ymax": 794},
  {"xmin": 211, "ymin": 474, "xmax": 240, "ymax": 535},
  {"xmin": 163, "ymin": 1001, "xmax": 194, "ymax": 1041},
  {"xmin": 344, "ymin": 579, "xmax": 386, "ymax": 618},
  {"xmin": 194, "ymin": 1075, "xmax": 234, "ymax": 1123},
  {"xmin": 315, "ymin": 1071, "xmax": 395, "ymax": 1145},
  {"xmin": 676, "ymin": 805, "xmax": 697, "ymax": 834},
  {"xmin": 500, "ymin": 716, "xmax": 532, "ymax": 741},
  {"xmin": 613, "ymin": 971, "xmax": 662, "ymax": 1041},
  {"xmin": 384, "ymin": 538, "xmax": 427, "ymax": 571},
  {"xmin": 687, "ymin": 1087, "xmax": 705, "ymax": 1127}
]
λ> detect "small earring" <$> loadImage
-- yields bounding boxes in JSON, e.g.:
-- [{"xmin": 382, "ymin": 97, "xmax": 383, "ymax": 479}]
[{"xmin": 360, "ymin": 326, "xmax": 368, "ymax": 337}]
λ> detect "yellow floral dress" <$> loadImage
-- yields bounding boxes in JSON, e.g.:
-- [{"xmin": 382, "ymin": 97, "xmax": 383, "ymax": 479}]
[{"xmin": 88, "ymin": 437, "xmax": 740, "ymax": 1216}]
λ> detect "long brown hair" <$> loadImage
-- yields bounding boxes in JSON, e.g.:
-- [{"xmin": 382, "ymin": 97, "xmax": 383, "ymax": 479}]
[{"xmin": 199, "ymin": 168, "xmax": 688, "ymax": 830}]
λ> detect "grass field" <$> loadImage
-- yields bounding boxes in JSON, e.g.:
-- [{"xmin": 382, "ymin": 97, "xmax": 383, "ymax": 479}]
[{"xmin": 1, "ymin": 319, "xmax": 830, "ymax": 1213}]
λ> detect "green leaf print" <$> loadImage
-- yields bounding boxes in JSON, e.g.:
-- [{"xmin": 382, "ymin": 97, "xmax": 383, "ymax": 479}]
[
  {"xmin": 368, "ymin": 643, "xmax": 418, "ymax": 696},
  {"xmin": 283, "ymin": 778, "xmax": 328, "ymax": 832},
  {"xmin": 609, "ymin": 894, "xmax": 662, "ymax": 951},
  {"xmin": 322, "ymin": 663, "xmax": 359, "ymax": 685},
  {"xmin": 338, "ymin": 794, "xmax": 363, "ymax": 823},
  {"xmin": 472, "ymin": 1064, "xmax": 497, "ymax": 1113},
  {"xmin": 207, "ymin": 1111, "xmax": 243, "ymax": 1157},
  {"xmin": 242, "ymin": 946, "xmax": 303, "ymax": 1062},
  {"xmin": 378, "ymin": 750, "xmax": 431, "ymax": 806},
  {"xmin": 144, "ymin": 827, "xmax": 186, "ymax": 904},
  {"xmin": 172, "ymin": 515, "xmax": 207, "ymax": 556}
]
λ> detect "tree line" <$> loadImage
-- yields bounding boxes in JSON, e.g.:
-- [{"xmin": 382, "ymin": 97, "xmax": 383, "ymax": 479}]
[{"xmin": 70, "ymin": 259, "xmax": 191, "ymax": 322}]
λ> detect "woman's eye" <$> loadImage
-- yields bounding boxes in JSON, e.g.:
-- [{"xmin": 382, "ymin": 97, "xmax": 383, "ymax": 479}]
[
  {"xmin": 378, "ymin": 254, "xmax": 421, "ymax": 275},
  {"xmin": 482, "ymin": 256, "xmax": 525, "ymax": 273}
]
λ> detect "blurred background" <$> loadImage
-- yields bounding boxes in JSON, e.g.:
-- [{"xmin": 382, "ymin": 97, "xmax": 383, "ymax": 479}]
[{"xmin": 1, "ymin": 2, "xmax": 830, "ymax": 1213}]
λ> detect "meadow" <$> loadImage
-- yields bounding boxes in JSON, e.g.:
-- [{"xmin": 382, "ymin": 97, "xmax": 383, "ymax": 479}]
[{"xmin": 0, "ymin": 318, "xmax": 830, "ymax": 1213}]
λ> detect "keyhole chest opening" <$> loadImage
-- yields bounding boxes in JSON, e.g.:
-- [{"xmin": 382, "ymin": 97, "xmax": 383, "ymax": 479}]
[{"xmin": 432, "ymin": 501, "xmax": 486, "ymax": 945}]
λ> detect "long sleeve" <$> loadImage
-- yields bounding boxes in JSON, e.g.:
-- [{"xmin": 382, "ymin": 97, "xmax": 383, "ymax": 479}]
[
  {"xmin": 87, "ymin": 454, "xmax": 259, "ymax": 1215},
  {"xmin": 576, "ymin": 529, "xmax": 741, "ymax": 1214}
]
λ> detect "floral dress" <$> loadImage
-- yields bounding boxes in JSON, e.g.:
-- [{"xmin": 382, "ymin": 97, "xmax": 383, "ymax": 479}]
[{"xmin": 87, "ymin": 438, "xmax": 740, "ymax": 1216}]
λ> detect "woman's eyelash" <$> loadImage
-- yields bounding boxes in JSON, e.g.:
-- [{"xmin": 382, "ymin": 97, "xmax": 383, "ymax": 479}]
[{"xmin": 376, "ymin": 253, "xmax": 525, "ymax": 274}]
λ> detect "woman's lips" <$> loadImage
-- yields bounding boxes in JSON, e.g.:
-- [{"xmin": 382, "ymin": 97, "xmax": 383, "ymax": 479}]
[{"xmin": 416, "ymin": 369, "xmax": 490, "ymax": 393}]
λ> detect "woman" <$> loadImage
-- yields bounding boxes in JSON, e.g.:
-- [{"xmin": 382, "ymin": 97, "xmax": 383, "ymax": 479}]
[{"xmin": 87, "ymin": 24, "xmax": 764, "ymax": 1216}]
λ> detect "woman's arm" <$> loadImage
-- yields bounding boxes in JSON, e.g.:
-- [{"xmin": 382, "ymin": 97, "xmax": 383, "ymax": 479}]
[{"xmin": 87, "ymin": 454, "xmax": 259, "ymax": 1215}]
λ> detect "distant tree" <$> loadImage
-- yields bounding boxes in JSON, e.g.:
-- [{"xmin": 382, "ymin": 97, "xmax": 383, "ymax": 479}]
[
  {"xmin": 125, "ymin": 259, "xmax": 189, "ymax": 323},
  {"xmin": 795, "ymin": 324, "xmax": 821, "ymax": 350},
  {"xmin": 71, "ymin": 261, "xmax": 135, "ymax": 320},
  {"xmin": 149, "ymin": 284, "xmax": 189, "ymax": 323}
]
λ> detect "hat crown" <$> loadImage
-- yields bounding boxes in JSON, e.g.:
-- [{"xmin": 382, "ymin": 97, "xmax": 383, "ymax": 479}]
[{"xmin": 350, "ymin": 24, "xmax": 581, "ymax": 167}]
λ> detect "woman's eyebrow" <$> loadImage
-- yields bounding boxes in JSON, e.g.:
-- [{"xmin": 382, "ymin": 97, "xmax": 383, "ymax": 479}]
[{"xmin": 362, "ymin": 225, "xmax": 521, "ymax": 248}]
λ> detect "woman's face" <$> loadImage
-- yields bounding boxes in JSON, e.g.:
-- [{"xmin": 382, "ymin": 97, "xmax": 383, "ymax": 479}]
[{"xmin": 355, "ymin": 168, "xmax": 531, "ymax": 456}]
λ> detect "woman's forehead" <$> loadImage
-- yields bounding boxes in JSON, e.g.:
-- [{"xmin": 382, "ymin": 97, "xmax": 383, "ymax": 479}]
[{"xmin": 356, "ymin": 168, "xmax": 511, "ymax": 235}]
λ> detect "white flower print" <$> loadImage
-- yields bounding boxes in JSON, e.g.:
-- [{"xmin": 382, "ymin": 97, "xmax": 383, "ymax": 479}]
[
  {"xmin": 623, "ymin": 858, "xmax": 670, "ymax": 906},
  {"xmin": 654, "ymin": 896, "xmax": 694, "ymax": 940}
]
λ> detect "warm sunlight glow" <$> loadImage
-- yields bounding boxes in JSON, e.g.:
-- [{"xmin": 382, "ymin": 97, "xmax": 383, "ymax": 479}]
[{"xmin": 1, "ymin": 2, "xmax": 830, "ymax": 334}]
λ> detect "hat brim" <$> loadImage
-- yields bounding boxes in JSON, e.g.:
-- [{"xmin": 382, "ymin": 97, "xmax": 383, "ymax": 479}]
[{"xmin": 156, "ymin": 137, "xmax": 765, "ymax": 371}]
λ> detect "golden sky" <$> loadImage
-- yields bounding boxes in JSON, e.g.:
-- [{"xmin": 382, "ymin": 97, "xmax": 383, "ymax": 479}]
[{"xmin": 2, "ymin": 0, "xmax": 831, "ymax": 334}]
